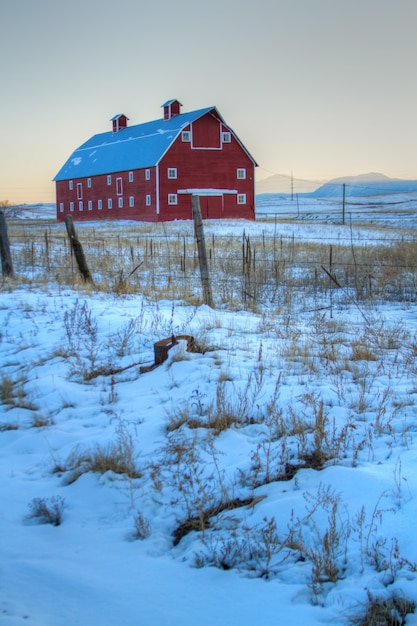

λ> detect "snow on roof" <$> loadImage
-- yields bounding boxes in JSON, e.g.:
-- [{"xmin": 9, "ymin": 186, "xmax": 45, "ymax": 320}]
[{"xmin": 53, "ymin": 107, "xmax": 215, "ymax": 181}]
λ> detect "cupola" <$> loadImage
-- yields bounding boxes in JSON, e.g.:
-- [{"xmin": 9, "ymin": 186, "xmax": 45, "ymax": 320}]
[
  {"xmin": 110, "ymin": 114, "xmax": 129, "ymax": 133},
  {"xmin": 161, "ymin": 99, "xmax": 182, "ymax": 121}
]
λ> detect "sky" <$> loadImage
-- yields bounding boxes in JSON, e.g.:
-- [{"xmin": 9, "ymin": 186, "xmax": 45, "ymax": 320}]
[{"xmin": 1, "ymin": 0, "xmax": 417, "ymax": 203}]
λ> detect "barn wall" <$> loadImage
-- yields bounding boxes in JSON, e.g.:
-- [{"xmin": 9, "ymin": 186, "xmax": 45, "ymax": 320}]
[
  {"xmin": 56, "ymin": 168, "xmax": 158, "ymax": 222},
  {"xmin": 157, "ymin": 115, "xmax": 255, "ymax": 221}
]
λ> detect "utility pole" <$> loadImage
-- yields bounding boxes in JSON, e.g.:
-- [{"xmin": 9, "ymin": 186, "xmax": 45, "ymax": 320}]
[
  {"xmin": 342, "ymin": 184, "xmax": 346, "ymax": 225},
  {"xmin": 291, "ymin": 171, "xmax": 294, "ymax": 201}
]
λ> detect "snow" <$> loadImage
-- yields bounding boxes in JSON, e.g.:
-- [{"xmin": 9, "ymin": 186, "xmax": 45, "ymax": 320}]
[{"xmin": 1, "ymin": 204, "xmax": 417, "ymax": 625}]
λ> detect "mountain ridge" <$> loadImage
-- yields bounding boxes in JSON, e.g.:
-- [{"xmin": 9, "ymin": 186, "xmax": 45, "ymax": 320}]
[{"xmin": 257, "ymin": 172, "xmax": 417, "ymax": 197}]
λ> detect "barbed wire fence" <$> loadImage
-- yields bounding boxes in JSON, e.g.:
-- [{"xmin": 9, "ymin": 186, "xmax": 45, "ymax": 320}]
[{"xmin": 3, "ymin": 217, "xmax": 417, "ymax": 315}]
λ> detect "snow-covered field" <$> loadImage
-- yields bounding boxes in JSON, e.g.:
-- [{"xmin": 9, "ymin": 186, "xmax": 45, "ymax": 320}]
[{"xmin": 1, "ymin": 199, "xmax": 417, "ymax": 625}]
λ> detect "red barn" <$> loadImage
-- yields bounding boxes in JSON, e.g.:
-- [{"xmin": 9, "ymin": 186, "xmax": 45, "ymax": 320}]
[{"xmin": 53, "ymin": 100, "xmax": 257, "ymax": 222}]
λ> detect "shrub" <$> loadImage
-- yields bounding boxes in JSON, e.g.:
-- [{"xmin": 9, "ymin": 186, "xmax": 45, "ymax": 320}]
[
  {"xmin": 26, "ymin": 496, "xmax": 65, "ymax": 526},
  {"xmin": 132, "ymin": 511, "xmax": 151, "ymax": 540}
]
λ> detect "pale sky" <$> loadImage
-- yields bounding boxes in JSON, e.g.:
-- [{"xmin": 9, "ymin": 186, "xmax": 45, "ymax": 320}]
[{"xmin": 1, "ymin": 0, "xmax": 416, "ymax": 203}]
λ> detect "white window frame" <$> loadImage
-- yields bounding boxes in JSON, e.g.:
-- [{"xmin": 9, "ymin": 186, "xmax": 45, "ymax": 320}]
[
  {"xmin": 107, "ymin": 175, "xmax": 112, "ymax": 186},
  {"xmin": 129, "ymin": 196, "xmax": 134, "ymax": 207},
  {"xmin": 181, "ymin": 131, "xmax": 191, "ymax": 142},
  {"xmin": 237, "ymin": 194, "xmax": 246, "ymax": 205},
  {"xmin": 108, "ymin": 198, "xmax": 113, "ymax": 209},
  {"xmin": 145, "ymin": 169, "xmax": 151, "ymax": 180},
  {"xmin": 88, "ymin": 200, "xmax": 93, "ymax": 211},
  {"xmin": 69, "ymin": 180, "xmax": 73, "ymax": 191},
  {"xmin": 87, "ymin": 178, "xmax": 92, "ymax": 188},
  {"xmin": 222, "ymin": 132, "xmax": 231, "ymax": 143},
  {"xmin": 70, "ymin": 201, "xmax": 74, "ymax": 212},
  {"xmin": 98, "ymin": 199, "xmax": 102, "ymax": 210},
  {"xmin": 167, "ymin": 168, "xmax": 177, "ymax": 179},
  {"xmin": 237, "ymin": 168, "xmax": 246, "ymax": 180},
  {"xmin": 168, "ymin": 194, "xmax": 178, "ymax": 205},
  {"xmin": 128, "ymin": 171, "xmax": 134, "ymax": 182},
  {"xmin": 59, "ymin": 202, "xmax": 64, "ymax": 213},
  {"xmin": 77, "ymin": 182, "xmax": 83, "ymax": 200},
  {"xmin": 78, "ymin": 201, "xmax": 83, "ymax": 211},
  {"xmin": 146, "ymin": 194, "xmax": 151, "ymax": 206},
  {"xmin": 116, "ymin": 177, "xmax": 123, "ymax": 195},
  {"xmin": 118, "ymin": 197, "xmax": 123, "ymax": 208}
]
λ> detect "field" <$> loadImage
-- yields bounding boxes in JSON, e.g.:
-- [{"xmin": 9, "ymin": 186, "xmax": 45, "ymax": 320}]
[{"xmin": 1, "ymin": 199, "xmax": 417, "ymax": 625}]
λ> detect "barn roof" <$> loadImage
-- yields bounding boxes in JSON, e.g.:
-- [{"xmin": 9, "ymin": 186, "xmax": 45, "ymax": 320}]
[{"xmin": 54, "ymin": 106, "xmax": 224, "ymax": 181}]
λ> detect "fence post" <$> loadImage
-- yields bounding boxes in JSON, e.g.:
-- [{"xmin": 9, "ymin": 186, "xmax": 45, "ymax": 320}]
[
  {"xmin": 191, "ymin": 195, "xmax": 214, "ymax": 308},
  {"xmin": 64, "ymin": 215, "xmax": 94, "ymax": 284},
  {"xmin": 0, "ymin": 211, "xmax": 14, "ymax": 277}
]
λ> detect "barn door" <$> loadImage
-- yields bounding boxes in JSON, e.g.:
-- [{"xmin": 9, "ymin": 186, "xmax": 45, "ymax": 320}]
[{"xmin": 200, "ymin": 195, "xmax": 223, "ymax": 219}]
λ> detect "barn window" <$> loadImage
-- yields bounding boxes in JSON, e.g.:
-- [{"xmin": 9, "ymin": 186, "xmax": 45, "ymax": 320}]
[
  {"xmin": 168, "ymin": 194, "xmax": 178, "ymax": 205},
  {"xmin": 129, "ymin": 196, "xmax": 135, "ymax": 207},
  {"xmin": 108, "ymin": 198, "xmax": 113, "ymax": 209},
  {"xmin": 78, "ymin": 201, "xmax": 83, "ymax": 211},
  {"xmin": 118, "ymin": 197, "xmax": 123, "ymax": 208},
  {"xmin": 146, "ymin": 194, "xmax": 151, "ymax": 206},
  {"xmin": 59, "ymin": 203, "xmax": 64, "ymax": 213},
  {"xmin": 98, "ymin": 199, "xmax": 102, "ymax": 210},
  {"xmin": 107, "ymin": 175, "xmax": 112, "ymax": 186},
  {"xmin": 88, "ymin": 200, "xmax": 93, "ymax": 211},
  {"xmin": 145, "ymin": 169, "xmax": 151, "ymax": 180},
  {"xmin": 182, "ymin": 131, "xmax": 191, "ymax": 142},
  {"xmin": 167, "ymin": 168, "xmax": 177, "ymax": 179},
  {"xmin": 129, "ymin": 171, "xmax": 134, "ymax": 182},
  {"xmin": 69, "ymin": 180, "xmax": 73, "ymax": 191},
  {"xmin": 237, "ymin": 194, "xmax": 246, "ymax": 204},
  {"xmin": 222, "ymin": 132, "xmax": 231, "ymax": 143},
  {"xmin": 87, "ymin": 178, "xmax": 92, "ymax": 188},
  {"xmin": 70, "ymin": 202, "xmax": 74, "ymax": 212},
  {"xmin": 116, "ymin": 177, "xmax": 123, "ymax": 195},
  {"xmin": 77, "ymin": 183, "xmax": 83, "ymax": 200},
  {"xmin": 237, "ymin": 168, "xmax": 246, "ymax": 180}
]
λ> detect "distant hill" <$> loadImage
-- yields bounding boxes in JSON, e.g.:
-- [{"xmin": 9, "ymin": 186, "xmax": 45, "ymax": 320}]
[
  {"xmin": 310, "ymin": 173, "xmax": 417, "ymax": 197},
  {"xmin": 256, "ymin": 173, "xmax": 326, "ymax": 195},
  {"xmin": 256, "ymin": 172, "xmax": 417, "ymax": 198}
]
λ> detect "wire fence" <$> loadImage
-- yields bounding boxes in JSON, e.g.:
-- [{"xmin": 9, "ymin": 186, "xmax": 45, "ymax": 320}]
[{"xmin": 4, "ymin": 218, "xmax": 417, "ymax": 312}]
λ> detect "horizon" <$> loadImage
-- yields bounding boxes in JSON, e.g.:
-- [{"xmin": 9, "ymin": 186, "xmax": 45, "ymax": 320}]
[{"xmin": 1, "ymin": 0, "xmax": 416, "ymax": 204}]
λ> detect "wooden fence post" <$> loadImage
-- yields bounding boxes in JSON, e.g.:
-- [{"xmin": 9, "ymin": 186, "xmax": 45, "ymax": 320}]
[
  {"xmin": 191, "ymin": 195, "xmax": 214, "ymax": 308},
  {"xmin": 0, "ymin": 211, "xmax": 14, "ymax": 277},
  {"xmin": 64, "ymin": 215, "xmax": 94, "ymax": 284}
]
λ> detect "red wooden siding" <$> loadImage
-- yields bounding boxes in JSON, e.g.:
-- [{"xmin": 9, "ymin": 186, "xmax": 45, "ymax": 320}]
[
  {"xmin": 158, "ymin": 115, "xmax": 255, "ymax": 220},
  {"xmin": 56, "ymin": 168, "xmax": 158, "ymax": 222},
  {"xmin": 191, "ymin": 113, "xmax": 221, "ymax": 148}
]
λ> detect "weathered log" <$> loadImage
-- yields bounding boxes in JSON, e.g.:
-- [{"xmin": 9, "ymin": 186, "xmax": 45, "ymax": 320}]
[
  {"xmin": 140, "ymin": 335, "xmax": 197, "ymax": 373},
  {"xmin": 64, "ymin": 215, "xmax": 94, "ymax": 284},
  {"xmin": 192, "ymin": 196, "xmax": 214, "ymax": 308}
]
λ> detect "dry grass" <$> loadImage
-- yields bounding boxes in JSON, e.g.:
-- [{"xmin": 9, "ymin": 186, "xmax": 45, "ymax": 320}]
[
  {"xmin": 5, "ymin": 218, "xmax": 417, "ymax": 309},
  {"xmin": 56, "ymin": 435, "xmax": 142, "ymax": 485},
  {"xmin": 350, "ymin": 591, "xmax": 415, "ymax": 626}
]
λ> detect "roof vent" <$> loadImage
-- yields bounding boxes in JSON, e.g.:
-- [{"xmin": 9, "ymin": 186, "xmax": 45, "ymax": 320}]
[
  {"xmin": 161, "ymin": 99, "xmax": 182, "ymax": 121},
  {"xmin": 111, "ymin": 114, "xmax": 129, "ymax": 133}
]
